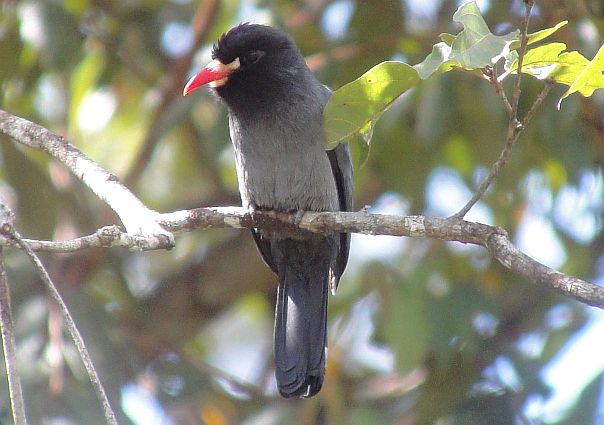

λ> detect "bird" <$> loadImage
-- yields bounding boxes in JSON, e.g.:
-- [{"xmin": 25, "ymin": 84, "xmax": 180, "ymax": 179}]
[{"xmin": 183, "ymin": 23, "xmax": 353, "ymax": 398}]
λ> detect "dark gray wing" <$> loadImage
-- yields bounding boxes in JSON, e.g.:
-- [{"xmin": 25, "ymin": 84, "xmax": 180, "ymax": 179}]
[
  {"xmin": 327, "ymin": 143, "xmax": 353, "ymax": 286},
  {"xmin": 320, "ymin": 84, "xmax": 354, "ymax": 289}
]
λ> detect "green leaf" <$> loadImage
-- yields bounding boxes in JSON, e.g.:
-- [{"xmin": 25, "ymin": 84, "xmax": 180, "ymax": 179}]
[
  {"xmin": 503, "ymin": 23, "xmax": 569, "ymax": 77},
  {"xmin": 439, "ymin": 33, "xmax": 456, "ymax": 45},
  {"xmin": 506, "ymin": 42, "xmax": 568, "ymax": 79},
  {"xmin": 552, "ymin": 51, "xmax": 601, "ymax": 88},
  {"xmin": 559, "ymin": 42, "xmax": 604, "ymax": 106},
  {"xmin": 509, "ymin": 20, "xmax": 568, "ymax": 50},
  {"xmin": 324, "ymin": 61, "xmax": 419, "ymax": 149},
  {"xmin": 350, "ymin": 128, "xmax": 372, "ymax": 169},
  {"xmin": 414, "ymin": 1, "xmax": 519, "ymax": 79},
  {"xmin": 505, "ymin": 42, "xmax": 604, "ymax": 102}
]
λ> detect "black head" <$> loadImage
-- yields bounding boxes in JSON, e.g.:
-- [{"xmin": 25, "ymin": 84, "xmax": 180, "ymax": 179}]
[
  {"xmin": 212, "ymin": 23, "xmax": 295, "ymax": 67},
  {"xmin": 214, "ymin": 24, "xmax": 310, "ymax": 108},
  {"xmin": 184, "ymin": 23, "xmax": 312, "ymax": 112}
]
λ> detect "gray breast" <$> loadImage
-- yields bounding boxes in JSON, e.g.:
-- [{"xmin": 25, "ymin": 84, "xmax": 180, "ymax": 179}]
[{"xmin": 229, "ymin": 109, "xmax": 338, "ymax": 212}]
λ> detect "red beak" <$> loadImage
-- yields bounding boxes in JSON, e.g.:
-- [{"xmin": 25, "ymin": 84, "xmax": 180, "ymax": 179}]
[{"xmin": 183, "ymin": 58, "xmax": 240, "ymax": 96}]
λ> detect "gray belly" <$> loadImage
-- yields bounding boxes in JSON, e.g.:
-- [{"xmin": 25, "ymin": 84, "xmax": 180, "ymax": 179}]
[{"xmin": 234, "ymin": 147, "xmax": 338, "ymax": 212}]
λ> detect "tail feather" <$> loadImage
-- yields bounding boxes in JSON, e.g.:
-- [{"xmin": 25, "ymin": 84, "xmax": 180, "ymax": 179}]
[{"xmin": 274, "ymin": 259, "xmax": 329, "ymax": 398}]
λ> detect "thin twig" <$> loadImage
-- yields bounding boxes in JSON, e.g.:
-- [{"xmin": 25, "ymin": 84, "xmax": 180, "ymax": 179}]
[
  {"xmin": 522, "ymin": 78, "xmax": 555, "ymax": 128},
  {"xmin": 1, "ymin": 225, "xmax": 118, "ymax": 425},
  {"xmin": 0, "ymin": 205, "xmax": 27, "ymax": 424},
  {"xmin": 453, "ymin": 121, "xmax": 521, "ymax": 219},
  {"xmin": 0, "ymin": 247, "xmax": 28, "ymax": 425},
  {"xmin": 487, "ymin": 66, "xmax": 513, "ymax": 117},
  {"xmin": 510, "ymin": 0, "xmax": 534, "ymax": 119},
  {"xmin": 0, "ymin": 225, "xmax": 169, "ymax": 253},
  {"xmin": 453, "ymin": 0, "xmax": 535, "ymax": 219}
]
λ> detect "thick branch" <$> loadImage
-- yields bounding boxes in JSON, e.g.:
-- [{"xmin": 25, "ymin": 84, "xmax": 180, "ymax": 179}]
[
  {"xmin": 0, "ymin": 110, "xmax": 173, "ymax": 250},
  {"xmin": 165, "ymin": 209, "xmax": 604, "ymax": 309},
  {"xmin": 159, "ymin": 208, "xmax": 492, "ymax": 244},
  {"xmin": 2, "ymin": 207, "xmax": 603, "ymax": 309},
  {"xmin": 0, "ymin": 111, "xmax": 602, "ymax": 311}
]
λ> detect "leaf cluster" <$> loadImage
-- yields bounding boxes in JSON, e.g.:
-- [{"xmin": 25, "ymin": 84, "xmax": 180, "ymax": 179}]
[{"xmin": 325, "ymin": 1, "xmax": 604, "ymax": 156}]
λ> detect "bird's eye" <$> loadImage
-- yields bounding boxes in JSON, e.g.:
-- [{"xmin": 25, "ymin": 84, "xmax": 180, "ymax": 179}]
[{"xmin": 245, "ymin": 50, "xmax": 265, "ymax": 65}]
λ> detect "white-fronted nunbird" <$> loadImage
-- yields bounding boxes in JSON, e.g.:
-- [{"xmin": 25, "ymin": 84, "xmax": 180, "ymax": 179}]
[{"xmin": 183, "ymin": 23, "xmax": 353, "ymax": 398}]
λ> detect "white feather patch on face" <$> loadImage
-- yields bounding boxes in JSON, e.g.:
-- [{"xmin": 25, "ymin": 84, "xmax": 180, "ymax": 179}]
[
  {"xmin": 209, "ymin": 57, "xmax": 241, "ymax": 88},
  {"xmin": 209, "ymin": 77, "xmax": 228, "ymax": 88},
  {"xmin": 225, "ymin": 57, "xmax": 241, "ymax": 70}
]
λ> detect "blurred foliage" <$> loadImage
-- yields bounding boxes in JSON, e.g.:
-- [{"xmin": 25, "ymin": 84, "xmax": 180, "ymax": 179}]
[{"xmin": 1, "ymin": 0, "xmax": 604, "ymax": 424}]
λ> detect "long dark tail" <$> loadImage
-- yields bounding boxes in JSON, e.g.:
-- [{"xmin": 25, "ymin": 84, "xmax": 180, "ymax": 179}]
[{"xmin": 273, "ymin": 242, "xmax": 330, "ymax": 398}]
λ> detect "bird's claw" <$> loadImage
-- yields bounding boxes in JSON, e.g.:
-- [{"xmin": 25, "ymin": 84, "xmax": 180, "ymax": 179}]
[{"xmin": 293, "ymin": 210, "xmax": 304, "ymax": 226}]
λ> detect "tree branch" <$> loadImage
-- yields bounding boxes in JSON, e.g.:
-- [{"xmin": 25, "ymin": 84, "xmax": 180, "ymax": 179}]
[
  {"xmin": 486, "ymin": 65, "xmax": 513, "ymax": 117},
  {"xmin": 0, "ymin": 247, "xmax": 27, "ymax": 425},
  {"xmin": 453, "ymin": 0, "xmax": 536, "ymax": 219},
  {"xmin": 0, "ymin": 109, "xmax": 174, "ymax": 250},
  {"xmin": 2, "ymin": 206, "xmax": 603, "ymax": 309},
  {"xmin": 0, "ymin": 215, "xmax": 118, "ymax": 425},
  {"xmin": 165, "ymin": 209, "xmax": 604, "ymax": 308},
  {"xmin": 509, "ymin": 0, "xmax": 534, "ymax": 120},
  {"xmin": 1, "ymin": 108, "xmax": 602, "ymax": 313},
  {"xmin": 0, "ymin": 206, "xmax": 28, "ymax": 425}
]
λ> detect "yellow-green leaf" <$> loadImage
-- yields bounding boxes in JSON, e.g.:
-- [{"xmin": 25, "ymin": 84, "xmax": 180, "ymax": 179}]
[
  {"xmin": 506, "ymin": 42, "xmax": 604, "ymax": 103},
  {"xmin": 324, "ymin": 61, "xmax": 419, "ymax": 149},
  {"xmin": 506, "ymin": 42, "xmax": 567, "ymax": 79},
  {"xmin": 509, "ymin": 20, "xmax": 568, "ymax": 50},
  {"xmin": 559, "ymin": 43, "xmax": 604, "ymax": 106},
  {"xmin": 414, "ymin": 1, "xmax": 519, "ymax": 79}
]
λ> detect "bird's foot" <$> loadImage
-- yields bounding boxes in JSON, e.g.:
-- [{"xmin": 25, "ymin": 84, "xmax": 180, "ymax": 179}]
[{"xmin": 292, "ymin": 210, "xmax": 304, "ymax": 226}]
